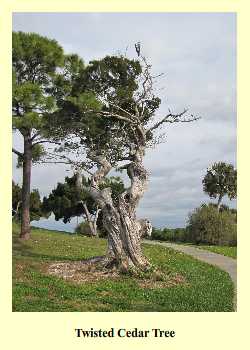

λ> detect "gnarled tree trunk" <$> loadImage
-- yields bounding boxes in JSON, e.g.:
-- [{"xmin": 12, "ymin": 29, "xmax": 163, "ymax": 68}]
[{"xmin": 86, "ymin": 148, "xmax": 152, "ymax": 272}]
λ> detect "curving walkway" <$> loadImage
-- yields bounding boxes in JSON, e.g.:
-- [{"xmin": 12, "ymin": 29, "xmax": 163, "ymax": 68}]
[{"xmin": 143, "ymin": 240, "xmax": 237, "ymax": 310}]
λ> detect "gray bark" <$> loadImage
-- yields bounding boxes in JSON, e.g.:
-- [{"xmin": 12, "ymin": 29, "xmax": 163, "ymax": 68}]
[
  {"xmin": 12, "ymin": 201, "xmax": 21, "ymax": 219},
  {"xmin": 217, "ymin": 193, "xmax": 224, "ymax": 211},
  {"xmin": 75, "ymin": 170, "xmax": 100, "ymax": 237},
  {"xmin": 85, "ymin": 148, "xmax": 152, "ymax": 271},
  {"xmin": 81, "ymin": 202, "xmax": 100, "ymax": 237}
]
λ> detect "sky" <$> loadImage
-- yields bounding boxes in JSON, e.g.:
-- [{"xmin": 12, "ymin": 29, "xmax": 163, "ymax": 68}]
[{"xmin": 12, "ymin": 12, "xmax": 236, "ymax": 232}]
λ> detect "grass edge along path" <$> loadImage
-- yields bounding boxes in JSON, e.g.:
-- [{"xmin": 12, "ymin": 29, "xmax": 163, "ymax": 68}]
[
  {"xmin": 144, "ymin": 240, "xmax": 237, "ymax": 310},
  {"xmin": 196, "ymin": 245, "xmax": 236, "ymax": 259}
]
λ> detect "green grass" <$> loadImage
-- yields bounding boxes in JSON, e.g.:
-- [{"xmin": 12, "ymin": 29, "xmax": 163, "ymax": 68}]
[
  {"xmin": 157, "ymin": 241, "xmax": 237, "ymax": 259},
  {"xmin": 13, "ymin": 223, "xmax": 235, "ymax": 312},
  {"xmin": 196, "ymin": 245, "xmax": 237, "ymax": 259}
]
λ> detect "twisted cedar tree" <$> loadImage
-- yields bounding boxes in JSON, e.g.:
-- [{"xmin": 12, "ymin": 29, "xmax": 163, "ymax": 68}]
[{"xmin": 48, "ymin": 49, "xmax": 200, "ymax": 271}]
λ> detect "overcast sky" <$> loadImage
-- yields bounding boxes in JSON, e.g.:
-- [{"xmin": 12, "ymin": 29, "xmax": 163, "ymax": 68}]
[{"xmin": 12, "ymin": 12, "xmax": 236, "ymax": 232}]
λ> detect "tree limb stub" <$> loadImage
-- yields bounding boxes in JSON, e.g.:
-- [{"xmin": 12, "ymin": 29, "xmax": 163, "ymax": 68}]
[{"xmin": 12, "ymin": 148, "xmax": 23, "ymax": 158}]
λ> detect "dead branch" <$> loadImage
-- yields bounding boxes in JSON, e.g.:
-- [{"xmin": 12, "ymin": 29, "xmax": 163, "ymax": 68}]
[
  {"xmin": 147, "ymin": 109, "xmax": 200, "ymax": 134},
  {"xmin": 32, "ymin": 140, "xmax": 61, "ymax": 147}
]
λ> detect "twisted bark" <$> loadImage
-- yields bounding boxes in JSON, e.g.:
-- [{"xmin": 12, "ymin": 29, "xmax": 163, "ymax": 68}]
[{"xmin": 86, "ymin": 147, "xmax": 152, "ymax": 272}]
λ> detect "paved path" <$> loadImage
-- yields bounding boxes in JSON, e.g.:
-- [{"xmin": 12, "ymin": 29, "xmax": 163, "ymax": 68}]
[{"xmin": 143, "ymin": 240, "xmax": 237, "ymax": 310}]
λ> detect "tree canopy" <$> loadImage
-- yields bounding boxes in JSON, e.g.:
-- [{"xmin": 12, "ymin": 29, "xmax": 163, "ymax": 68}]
[
  {"xmin": 48, "ymin": 54, "xmax": 164, "ymax": 166},
  {"xmin": 43, "ymin": 174, "xmax": 94, "ymax": 223},
  {"xmin": 12, "ymin": 31, "xmax": 65, "ymax": 140},
  {"xmin": 202, "ymin": 162, "xmax": 237, "ymax": 208},
  {"xmin": 43, "ymin": 175, "xmax": 125, "ymax": 219},
  {"xmin": 12, "ymin": 31, "xmax": 85, "ymax": 239}
]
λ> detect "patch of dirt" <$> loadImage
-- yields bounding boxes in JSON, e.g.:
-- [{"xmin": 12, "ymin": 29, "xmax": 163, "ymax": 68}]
[
  {"xmin": 47, "ymin": 259, "xmax": 187, "ymax": 288},
  {"xmin": 47, "ymin": 260, "xmax": 120, "ymax": 284}
]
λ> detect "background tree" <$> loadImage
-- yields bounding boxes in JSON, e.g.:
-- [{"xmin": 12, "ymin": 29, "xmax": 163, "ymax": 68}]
[
  {"xmin": 50, "ymin": 48, "xmax": 199, "ymax": 272},
  {"xmin": 186, "ymin": 203, "xmax": 237, "ymax": 246},
  {"xmin": 12, "ymin": 181, "xmax": 43, "ymax": 221},
  {"xmin": 12, "ymin": 31, "xmax": 84, "ymax": 239},
  {"xmin": 202, "ymin": 162, "xmax": 237, "ymax": 210},
  {"xmin": 43, "ymin": 174, "xmax": 125, "ymax": 237}
]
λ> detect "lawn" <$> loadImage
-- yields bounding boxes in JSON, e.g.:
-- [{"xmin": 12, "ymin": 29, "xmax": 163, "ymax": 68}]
[
  {"xmin": 12, "ymin": 223, "xmax": 235, "ymax": 312},
  {"xmin": 160, "ymin": 241, "xmax": 237, "ymax": 259},
  {"xmin": 196, "ymin": 245, "xmax": 237, "ymax": 259}
]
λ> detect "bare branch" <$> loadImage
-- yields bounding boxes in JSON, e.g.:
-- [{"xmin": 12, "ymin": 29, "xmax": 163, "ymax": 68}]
[
  {"xmin": 147, "ymin": 109, "xmax": 200, "ymax": 134},
  {"xmin": 116, "ymin": 163, "xmax": 130, "ymax": 171},
  {"xmin": 38, "ymin": 160, "xmax": 71, "ymax": 165},
  {"xmin": 32, "ymin": 140, "xmax": 61, "ymax": 147},
  {"xmin": 134, "ymin": 55, "xmax": 153, "ymax": 105},
  {"xmin": 43, "ymin": 152, "xmax": 94, "ymax": 176},
  {"xmin": 94, "ymin": 110, "xmax": 133, "ymax": 124},
  {"xmin": 108, "ymin": 102, "xmax": 136, "ymax": 121},
  {"xmin": 12, "ymin": 148, "xmax": 23, "ymax": 158},
  {"xmin": 30, "ymin": 132, "xmax": 40, "ymax": 141}
]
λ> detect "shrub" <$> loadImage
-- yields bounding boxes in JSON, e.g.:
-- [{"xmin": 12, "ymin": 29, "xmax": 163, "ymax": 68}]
[
  {"xmin": 186, "ymin": 203, "xmax": 237, "ymax": 246},
  {"xmin": 151, "ymin": 227, "xmax": 164, "ymax": 240},
  {"xmin": 74, "ymin": 221, "xmax": 99, "ymax": 237}
]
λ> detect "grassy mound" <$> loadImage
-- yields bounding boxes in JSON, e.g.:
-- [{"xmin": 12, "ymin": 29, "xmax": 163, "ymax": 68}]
[{"xmin": 13, "ymin": 223, "xmax": 234, "ymax": 312}]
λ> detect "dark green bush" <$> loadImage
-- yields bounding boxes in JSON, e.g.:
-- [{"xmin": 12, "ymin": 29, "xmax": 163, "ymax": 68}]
[
  {"xmin": 186, "ymin": 203, "xmax": 237, "ymax": 246},
  {"xmin": 74, "ymin": 221, "xmax": 99, "ymax": 237},
  {"xmin": 74, "ymin": 220, "xmax": 108, "ymax": 238}
]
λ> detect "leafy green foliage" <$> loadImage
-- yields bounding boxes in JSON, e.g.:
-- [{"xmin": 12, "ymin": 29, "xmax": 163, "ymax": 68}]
[
  {"xmin": 16, "ymin": 144, "xmax": 47, "ymax": 168},
  {"xmin": 43, "ymin": 175, "xmax": 125, "ymax": 225},
  {"xmin": 202, "ymin": 162, "xmax": 237, "ymax": 206},
  {"xmin": 80, "ymin": 56, "xmax": 142, "ymax": 101},
  {"xmin": 186, "ymin": 203, "xmax": 237, "ymax": 246},
  {"xmin": 99, "ymin": 176, "xmax": 125, "ymax": 203},
  {"xmin": 50, "ymin": 55, "xmax": 161, "ymax": 164},
  {"xmin": 12, "ymin": 32, "xmax": 64, "ymax": 82},
  {"xmin": 12, "ymin": 31, "xmax": 65, "ymax": 134},
  {"xmin": 42, "ymin": 174, "xmax": 92, "ymax": 223}
]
